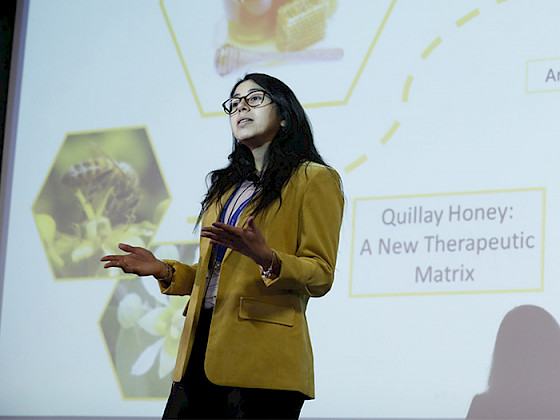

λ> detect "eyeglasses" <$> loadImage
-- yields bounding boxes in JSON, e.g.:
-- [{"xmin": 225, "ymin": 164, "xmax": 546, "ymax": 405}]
[{"xmin": 222, "ymin": 90, "xmax": 272, "ymax": 115}]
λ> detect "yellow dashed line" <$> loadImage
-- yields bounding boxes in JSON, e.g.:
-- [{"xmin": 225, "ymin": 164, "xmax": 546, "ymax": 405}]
[
  {"xmin": 456, "ymin": 9, "xmax": 480, "ymax": 28},
  {"xmin": 383, "ymin": 3, "xmax": 503, "ymax": 152},
  {"xmin": 345, "ymin": 155, "xmax": 368, "ymax": 173},
  {"xmin": 380, "ymin": 121, "xmax": 400, "ymax": 145},
  {"xmin": 421, "ymin": 36, "xmax": 442, "ymax": 59},
  {"xmin": 304, "ymin": 100, "xmax": 346, "ymax": 109},
  {"xmin": 402, "ymin": 75, "xmax": 414, "ymax": 102},
  {"xmin": 187, "ymin": 216, "xmax": 198, "ymax": 224}
]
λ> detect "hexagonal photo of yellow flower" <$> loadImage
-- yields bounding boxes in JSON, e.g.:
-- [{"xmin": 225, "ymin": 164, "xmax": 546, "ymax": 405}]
[
  {"xmin": 99, "ymin": 242, "xmax": 198, "ymax": 399},
  {"xmin": 32, "ymin": 127, "xmax": 171, "ymax": 280}
]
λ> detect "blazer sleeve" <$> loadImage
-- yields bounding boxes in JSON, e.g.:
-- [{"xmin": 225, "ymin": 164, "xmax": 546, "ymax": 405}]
[
  {"xmin": 263, "ymin": 166, "xmax": 344, "ymax": 297},
  {"xmin": 157, "ymin": 260, "xmax": 198, "ymax": 296}
]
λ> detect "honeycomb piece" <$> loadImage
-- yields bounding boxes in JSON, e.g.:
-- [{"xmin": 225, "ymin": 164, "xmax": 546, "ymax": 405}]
[{"xmin": 275, "ymin": 0, "xmax": 329, "ymax": 51}]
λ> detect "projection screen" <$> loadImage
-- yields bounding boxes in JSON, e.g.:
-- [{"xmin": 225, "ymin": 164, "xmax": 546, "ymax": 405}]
[{"xmin": 2, "ymin": 0, "xmax": 560, "ymax": 418}]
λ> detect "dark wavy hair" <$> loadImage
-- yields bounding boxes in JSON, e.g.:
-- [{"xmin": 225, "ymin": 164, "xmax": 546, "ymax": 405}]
[{"xmin": 198, "ymin": 73, "xmax": 331, "ymax": 223}]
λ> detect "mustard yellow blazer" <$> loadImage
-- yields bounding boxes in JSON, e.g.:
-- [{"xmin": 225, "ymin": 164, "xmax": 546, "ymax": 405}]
[{"xmin": 158, "ymin": 162, "xmax": 343, "ymax": 399}]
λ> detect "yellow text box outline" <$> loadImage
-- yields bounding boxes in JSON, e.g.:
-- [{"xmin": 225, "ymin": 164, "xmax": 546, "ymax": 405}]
[
  {"xmin": 349, "ymin": 187, "xmax": 546, "ymax": 298},
  {"xmin": 526, "ymin": 57, "xmax": 560, "ymax": 94}
]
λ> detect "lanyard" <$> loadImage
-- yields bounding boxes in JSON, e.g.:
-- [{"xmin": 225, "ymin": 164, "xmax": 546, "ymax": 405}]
[{"xmin": 215, "ymin": 182, "xmax": 256, "ymax": 263}]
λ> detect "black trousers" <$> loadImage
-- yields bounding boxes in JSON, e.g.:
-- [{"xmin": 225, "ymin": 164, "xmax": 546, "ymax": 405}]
[{"xmin": 162, "ymin": 308, "xmax": 305, "ymax": 419}]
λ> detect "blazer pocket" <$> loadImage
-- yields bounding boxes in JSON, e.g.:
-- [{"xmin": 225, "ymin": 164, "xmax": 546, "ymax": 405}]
[{"xmin": 239, "ymin": 297, "xmax": 295, "ymax": 327}]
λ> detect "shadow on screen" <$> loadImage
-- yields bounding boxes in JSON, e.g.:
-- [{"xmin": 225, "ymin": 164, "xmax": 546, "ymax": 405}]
[{"xmin": 466, "ymin": 304, "xmax": 560, "ymax": 419}]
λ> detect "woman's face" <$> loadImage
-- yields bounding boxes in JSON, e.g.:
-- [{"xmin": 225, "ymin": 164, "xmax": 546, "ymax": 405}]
[{"xmin": 229, "ymin": 79, "xmax": 283, "ymax": 150}]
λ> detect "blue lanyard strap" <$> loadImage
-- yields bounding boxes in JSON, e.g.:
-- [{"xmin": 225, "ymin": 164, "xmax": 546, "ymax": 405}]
[{"xmin": 215, "ymin": 182, "xmax": 256, "ymax": 262}]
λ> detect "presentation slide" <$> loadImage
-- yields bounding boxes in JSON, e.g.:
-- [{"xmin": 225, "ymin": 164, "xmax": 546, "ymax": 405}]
[{"xmin": 2, "ymin": 0, "xmax": 560, "ymax": 418}]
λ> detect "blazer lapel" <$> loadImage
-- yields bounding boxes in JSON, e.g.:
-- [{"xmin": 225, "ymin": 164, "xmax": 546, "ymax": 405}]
[
  {"xmin": 200, "ymin": 185, "xmax": 244, "ymax": 264},
  {"xmin": 198, "ymin": 190, "xmax": 228, "ymax": 266},
  {"xmin": 220, "ymin": 209, "xmax": 248, "ymax": 264},
  {"xmin": 220, "ymin": 189, "xmax": 257, "ymax": 265}
]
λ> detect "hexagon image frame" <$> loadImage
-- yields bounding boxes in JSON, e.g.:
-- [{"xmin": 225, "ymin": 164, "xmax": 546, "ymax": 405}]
[
  {"xmin": 99, "ymin": 241, "xmax": 198, "ymax": 400},
  {"xmin": 32, "ymin": 126, "xmax": 171, "ymax": 281},
  {"xmin": 160, "ymin": 0, "xmax": 397, "ymax": 117}
]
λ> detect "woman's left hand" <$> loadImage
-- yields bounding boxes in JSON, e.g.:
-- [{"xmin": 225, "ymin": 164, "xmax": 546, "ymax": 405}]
[{"xmin": 200, "ymin": 216, "xmax": 272, "ymax": 267}]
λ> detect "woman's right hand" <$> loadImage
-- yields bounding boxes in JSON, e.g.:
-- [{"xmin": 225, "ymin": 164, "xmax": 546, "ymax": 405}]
[{"xmin": 100, "ymin": 243, "xmax": 168, "ymax": 278}]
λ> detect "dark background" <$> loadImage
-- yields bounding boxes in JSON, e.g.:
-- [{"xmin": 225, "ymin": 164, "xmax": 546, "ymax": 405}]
[{"xmin": 1, "ymin": 0, "xmax": 18, "ymax": 167}]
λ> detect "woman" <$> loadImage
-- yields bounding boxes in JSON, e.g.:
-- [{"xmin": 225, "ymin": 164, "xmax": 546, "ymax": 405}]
[
  {"xmin": 101, "ymin": 73, "xmax": 343, "ymax": 419},
  {"xmin": 466, "ymin": 305, "xmax": 560, "ymax": 419}
]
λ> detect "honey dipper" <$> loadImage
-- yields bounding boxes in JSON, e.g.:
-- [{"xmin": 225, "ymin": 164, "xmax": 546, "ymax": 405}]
[{"xmin": 215, "ymin": 44, "xmax": 343, "ymax": 76}]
